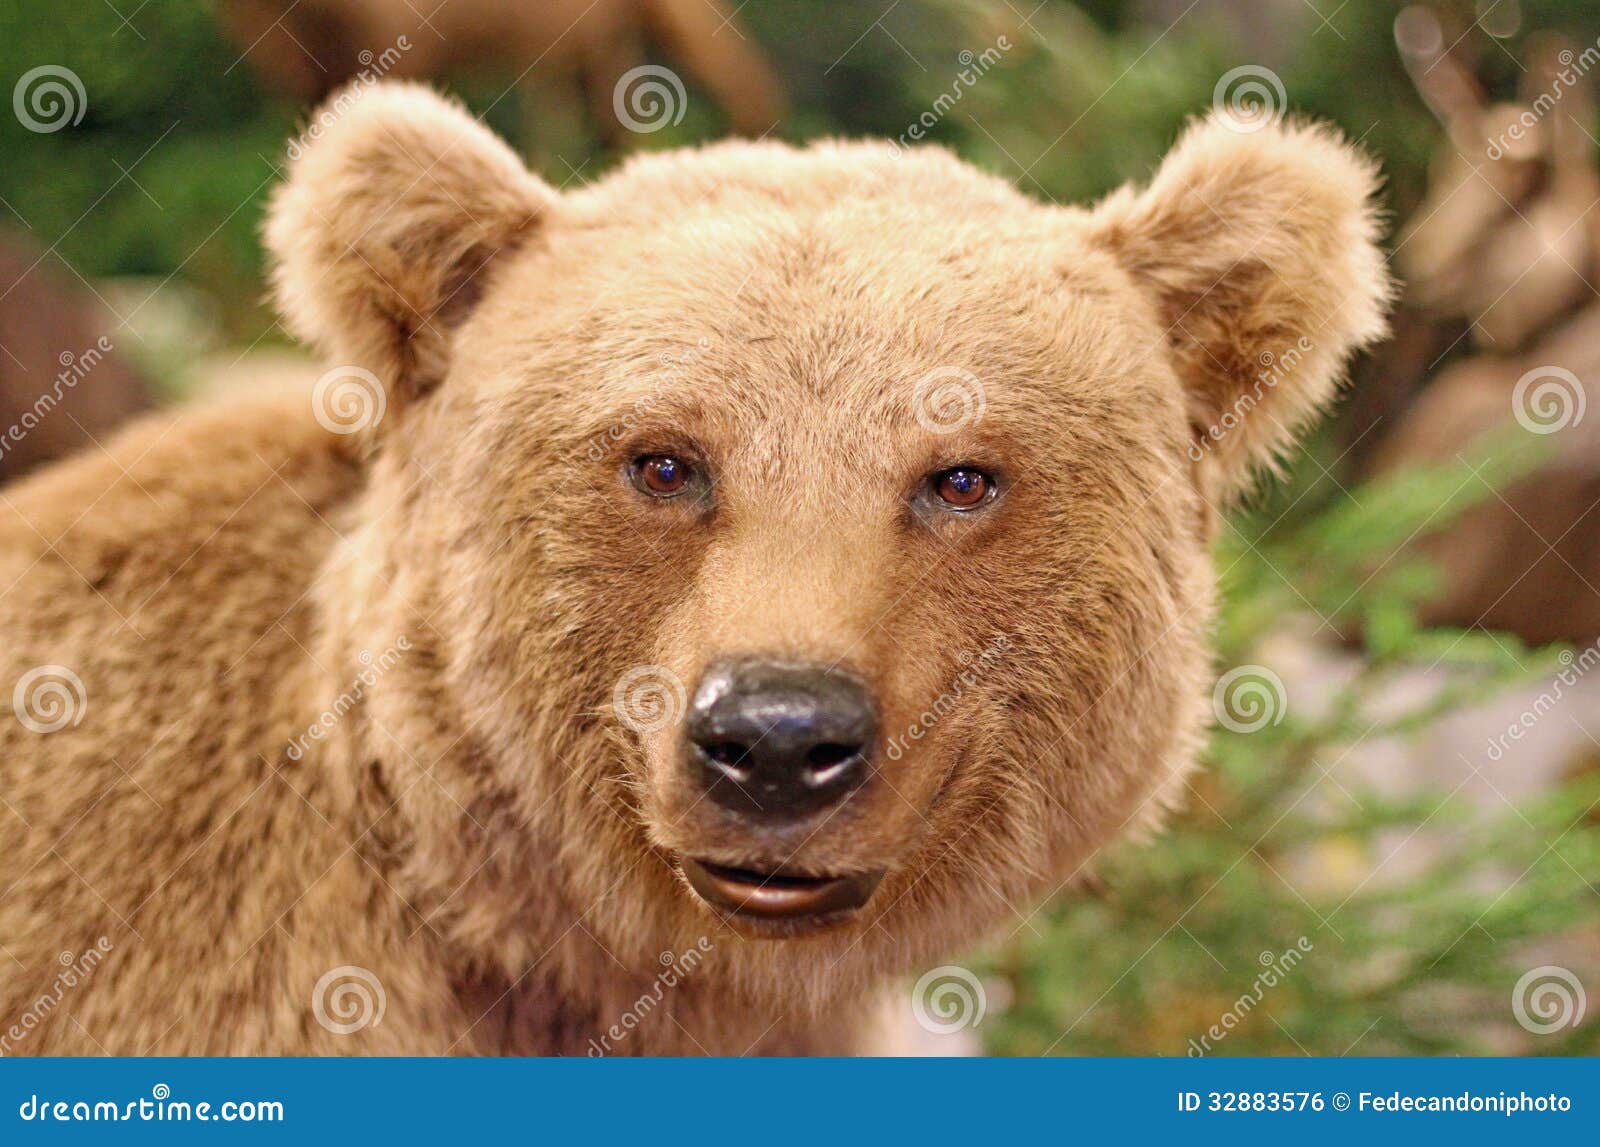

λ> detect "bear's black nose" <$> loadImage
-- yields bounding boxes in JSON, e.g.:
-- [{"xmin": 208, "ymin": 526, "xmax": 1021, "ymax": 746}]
[{"xmin": 686, "ymin": 658, "xmax": 876, "ymax": 820}]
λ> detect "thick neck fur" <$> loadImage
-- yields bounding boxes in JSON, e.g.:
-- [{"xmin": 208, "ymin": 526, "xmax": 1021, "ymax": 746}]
[{"xmin": 313, "ymin": 462, "xmax": 877, "ymax": 1055}]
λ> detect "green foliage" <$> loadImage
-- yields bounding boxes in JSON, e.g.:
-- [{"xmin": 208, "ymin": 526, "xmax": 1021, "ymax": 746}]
[
  {"xmin": 0, "ymin": 0, "xmax": 291, "ymax": 335},
  {"xmin": 5, "ymin": 1, "xmax": 1596, "ymax": 335}
]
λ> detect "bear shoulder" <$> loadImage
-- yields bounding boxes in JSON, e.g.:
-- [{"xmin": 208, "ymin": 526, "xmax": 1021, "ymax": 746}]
[{"xmin": 0, "ymin": 379, "xmax": 360, "ymax": 603}]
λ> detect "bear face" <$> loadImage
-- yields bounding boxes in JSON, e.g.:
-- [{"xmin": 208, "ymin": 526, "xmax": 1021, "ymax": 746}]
[{"xmin": 268, "ymin": 84, "xmax": 1388, "ymax": 1011}]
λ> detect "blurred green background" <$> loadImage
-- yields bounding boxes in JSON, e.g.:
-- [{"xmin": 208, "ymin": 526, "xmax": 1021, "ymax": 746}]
[
  {"xmin": 2, "ymin": 0, "xmax": 1596, "ymax": 1055},
  {"xmin": 4, "ymin": 0, "xmax": 1593, "ymax": 345}
]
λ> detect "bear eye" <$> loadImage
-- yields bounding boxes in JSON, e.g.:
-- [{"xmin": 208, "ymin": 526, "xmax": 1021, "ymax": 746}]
[
  {"xmin": 930, "ymin": 467, "xmax": 995, "ymax": 510},
  {"xmin": 632, "ymin": 454, "xmax": 693, "ymax": 497}
]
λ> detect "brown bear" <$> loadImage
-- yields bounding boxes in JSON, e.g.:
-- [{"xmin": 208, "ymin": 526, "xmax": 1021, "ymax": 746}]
[{"xmin": 0, "ymin": 83, "xmax": 1388, "ymax": 1054}]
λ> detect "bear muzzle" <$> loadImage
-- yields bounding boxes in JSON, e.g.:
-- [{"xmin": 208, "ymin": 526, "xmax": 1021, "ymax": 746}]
[{"xmin": 677, "ymin": 657, "xmax": 886, "ymax": 930}]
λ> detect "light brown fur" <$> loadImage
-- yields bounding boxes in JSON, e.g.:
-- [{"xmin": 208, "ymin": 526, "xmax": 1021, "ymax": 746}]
[{"xmin": 0, "ymin": 84, "xmax": 1388, "ymax": 1054}]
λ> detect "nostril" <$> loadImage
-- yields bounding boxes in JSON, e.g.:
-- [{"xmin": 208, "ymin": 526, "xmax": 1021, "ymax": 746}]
[
  {"xmin": 804, "ymin": 742, "xmax": 863, "ymax": 786},
  {"xmin": 700, "ymin": 741, "xmax": 751, "ymax": 776},
  {"xmin": 805, "ymin": 743, "xmax": 857, "ymax": 769}
]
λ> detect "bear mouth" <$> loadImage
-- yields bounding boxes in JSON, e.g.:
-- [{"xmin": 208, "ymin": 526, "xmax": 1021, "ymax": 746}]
[{"xmin": 680, "ymin": 857, "xmax": 884, "ymax": 930}]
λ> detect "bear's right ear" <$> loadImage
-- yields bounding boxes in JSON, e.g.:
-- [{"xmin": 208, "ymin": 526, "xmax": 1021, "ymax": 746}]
[{"xmin": 266, "ymin": 82, "xmax": 555, "ymax": 404}]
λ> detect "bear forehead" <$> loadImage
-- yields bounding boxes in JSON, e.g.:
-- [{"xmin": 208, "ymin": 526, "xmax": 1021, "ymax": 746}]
[
  {"xmin": 547, "ymin": 136, "xmax": 1111, "ymax": 309},
  {"xmin": 463, "ymin": 141, "xmax": 1144, "ymax": 431},
  {"xmin": 466, "ymin": 244, "xmax": 1148, "ymax": 457},
  {"xmin": 568, "ymin": 137, "xmax": 1041, "ymax": 225}
]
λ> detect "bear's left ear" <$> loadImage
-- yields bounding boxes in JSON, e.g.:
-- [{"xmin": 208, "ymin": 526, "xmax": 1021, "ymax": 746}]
[
  {"xmin": 266, "ymin": 82, "xmax": 555, "ymax": 405},
  {"xmin": 1086, "ymin": 115, "xmax": 1392, "ymax": 502}
]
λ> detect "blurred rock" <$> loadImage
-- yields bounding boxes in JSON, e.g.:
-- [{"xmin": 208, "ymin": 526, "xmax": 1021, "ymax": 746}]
[
  {"xmin": 0, "ymin": 230, "xmax": 152, "ymax": 485},
  {"xmin": 1353, "ymin": 19, "xmax": 1600, "ymax": 645},
  {"xmin": 1368, "ymin": 307, "xmax": 1600, "ymax": 644}
]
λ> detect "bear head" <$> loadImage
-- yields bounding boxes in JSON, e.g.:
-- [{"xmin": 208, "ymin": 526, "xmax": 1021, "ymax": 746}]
[{"xmin": 267, "ymin": 83, "xmax": 1388, "ymax": 1012}]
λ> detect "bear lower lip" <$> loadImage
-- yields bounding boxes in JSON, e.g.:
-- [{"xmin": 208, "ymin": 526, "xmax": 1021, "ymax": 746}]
[{"xmin": 681, "ymin": 858, "xmax": 883, "ymax": 924}]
